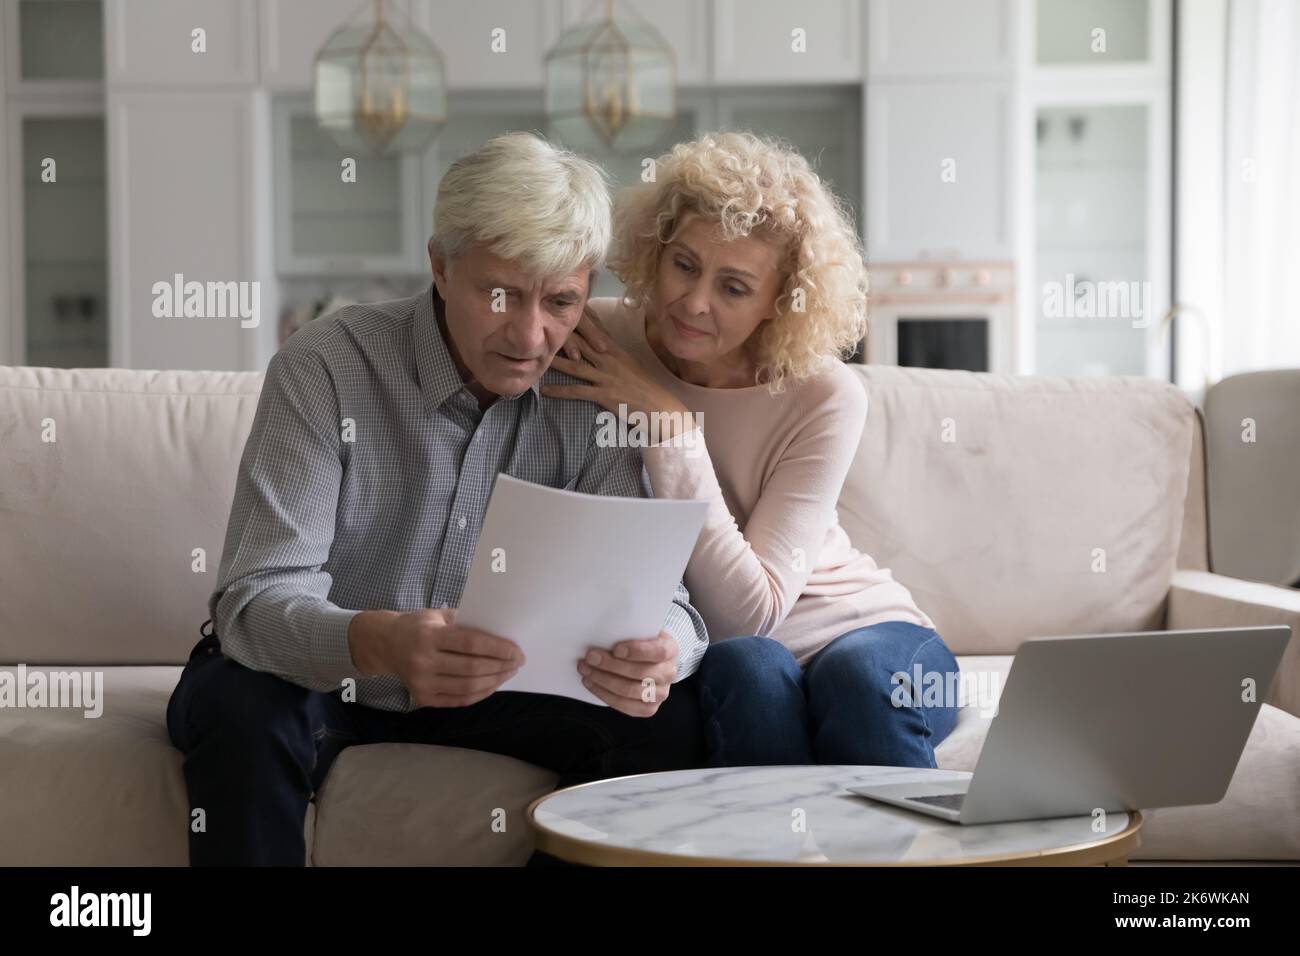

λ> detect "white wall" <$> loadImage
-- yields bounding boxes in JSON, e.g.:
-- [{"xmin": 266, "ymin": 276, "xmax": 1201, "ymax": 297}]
[
  {"xmin": 0, "ymin": 5, "xmax": 11, "ymax": 366},
  {"xmin": 1174, "ymin": 0, "xmax": 1226, "ymax": 396}
]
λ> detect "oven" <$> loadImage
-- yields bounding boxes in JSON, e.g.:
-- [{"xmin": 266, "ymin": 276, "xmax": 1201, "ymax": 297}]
[{"xmin": 860, "ymin": 261, "xmax": 1016, "ymax": 374}]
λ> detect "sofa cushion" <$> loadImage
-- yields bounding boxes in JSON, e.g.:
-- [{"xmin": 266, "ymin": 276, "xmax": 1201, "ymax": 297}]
[
  {"xmin": 311, "ymin": 743, "xmax": 557, "ymax": 866},
  {"xmin": 837, "ymin": 365, "xmax": 1197, "ymax": 656},
  {"xmin": 0, "ymin": 666, "xmax": 552, "ymax": 866},
  {"xmin": 3, "ymin": 658, "xmax": 1295, "ymax": 864},
  {"xmin": 0, "ymin": 666, "xmax": 191, "ymax": 864}
]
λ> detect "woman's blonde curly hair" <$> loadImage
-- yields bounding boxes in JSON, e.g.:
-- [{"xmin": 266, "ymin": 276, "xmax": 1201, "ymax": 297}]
[{"xmin": 609, "ymin": 130, "xmax": 868, "ymax": 393}]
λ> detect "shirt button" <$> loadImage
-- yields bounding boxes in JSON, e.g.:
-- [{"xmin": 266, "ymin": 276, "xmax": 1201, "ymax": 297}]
[
  {"xmin": 474, "ymin": 431, "xmax": 483, "ymax": 442},
  {"xmin": 458, "ymin": 516, "xmax": 467, "ymax": 530}
]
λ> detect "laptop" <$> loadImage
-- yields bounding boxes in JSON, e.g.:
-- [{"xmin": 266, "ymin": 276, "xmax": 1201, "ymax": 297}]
[{"xmin": 847, "ymin": 625, "xmax": 1291, "ymax": 825}]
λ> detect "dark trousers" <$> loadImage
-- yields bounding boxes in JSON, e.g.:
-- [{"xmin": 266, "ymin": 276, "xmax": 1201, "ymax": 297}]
[{"xmin": 165, "ymin": 631, "xmax": 704, "ymax": 865}]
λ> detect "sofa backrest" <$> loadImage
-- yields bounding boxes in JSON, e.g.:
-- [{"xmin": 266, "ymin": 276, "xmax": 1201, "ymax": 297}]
[
  {"xmin": 1203, "ymin": 369, "xmax": 1300, "ymax": 586},
  {"xmin": 0, "ymin": 363, "xmax": 1204, "ymax": 664},
  {"xmin": 1, "ymin": 366, "xmax": 262, "ymax": 664},
  {"xmin": 836, "ymin": 365, "xmax": 1202, "ymax": 656}
]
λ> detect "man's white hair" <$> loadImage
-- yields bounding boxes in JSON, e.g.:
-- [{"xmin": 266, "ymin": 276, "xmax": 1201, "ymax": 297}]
[{"xmin": 431, "ymin": 131, "xmax": 612, "ymax": 277}]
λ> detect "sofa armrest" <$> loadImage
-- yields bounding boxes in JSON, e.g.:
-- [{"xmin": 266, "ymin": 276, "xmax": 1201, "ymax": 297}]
[{"xmin": 1167, "ymin": 569, "xmax": 1300, "ymax": 719}]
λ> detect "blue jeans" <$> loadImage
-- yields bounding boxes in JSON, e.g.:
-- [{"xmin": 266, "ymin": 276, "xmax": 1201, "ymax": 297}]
[
  {"xmin": 166, "ymin": 629, "xmax": 704, "ymax": 865},
  {"xmin": 697, "ymin": 621, "xmax": 961, "ymax": 768}
]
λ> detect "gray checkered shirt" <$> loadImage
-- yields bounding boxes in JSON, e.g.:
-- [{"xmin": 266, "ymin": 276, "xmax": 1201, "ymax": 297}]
[{"xmin": 209, "ymin": 284, "xmax": 708, "ymax": 713}]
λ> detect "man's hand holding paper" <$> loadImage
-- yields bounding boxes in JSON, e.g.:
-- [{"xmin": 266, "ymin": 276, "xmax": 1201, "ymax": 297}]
[{"xmin": 456, "ymin": 475, "xmax": 708, "ymax": 712}]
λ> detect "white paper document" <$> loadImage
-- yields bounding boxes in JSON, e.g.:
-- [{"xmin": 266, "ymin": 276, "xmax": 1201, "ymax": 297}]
[{"xmin": 456, "ymin": 474, "xmax": 708, "ymax": 706}]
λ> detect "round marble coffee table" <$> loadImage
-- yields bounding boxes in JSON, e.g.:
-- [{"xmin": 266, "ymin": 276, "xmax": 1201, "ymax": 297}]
[{"xmin": 527, "ymin": 766, "xmax": 1142, "ymax": 866}]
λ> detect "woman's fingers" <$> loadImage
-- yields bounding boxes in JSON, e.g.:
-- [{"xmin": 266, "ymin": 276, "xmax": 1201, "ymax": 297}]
[
  {"xmin": 559, "ymin": 333, "xmax": 581, "ymax": 362},
  {"xmin": 548, "ymin": 353, "xmax": 601, "ymax": 382},
  {"xmin": 577, "ymin": 309, "xmax": 613, "ymax": 352},
  {"xmin": 539, "ymin": 382, "xmax": 610, "ymax": 407},
  {"xmin": 558, "ymin": 328, "xmax": 603, "ymax": 366}
]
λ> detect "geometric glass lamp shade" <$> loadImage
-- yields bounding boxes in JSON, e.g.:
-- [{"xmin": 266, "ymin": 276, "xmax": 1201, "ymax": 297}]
[
  {"xmin": 545, "ymin": 0, "xmax": 677, "ymax": 154},
  {"xmin": 314, "ymin": 0, "xmax": 446, "ymax": 155}
]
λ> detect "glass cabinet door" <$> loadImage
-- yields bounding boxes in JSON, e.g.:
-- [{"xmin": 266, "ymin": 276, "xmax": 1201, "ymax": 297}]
[
  {"xmin": 273, "ymin": 97, "xmax": 421, "ymax": 274},
  {"xmin": 1027, "ymin": 0, "xmax": 1170, "ymax": 379},
  {"xmin": 21, "ymin": 116, "xmax": 109, "ymax": 367},
  {"xmin": 15, "ymin": 0, "xmax": 103, "ymax": 81},
  {"xmin": 1037, "ymin": 0, "xmax": 1152, "ymax": 65},
  {"xmin": 1034, "ymin": 104, "xmax": 1151, "ymax": 377}
]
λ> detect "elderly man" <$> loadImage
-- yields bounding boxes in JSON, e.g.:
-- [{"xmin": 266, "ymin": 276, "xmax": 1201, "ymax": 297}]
[{"xmin": 165, "ymin": 133, "xmax": 709, "ymax": 866}]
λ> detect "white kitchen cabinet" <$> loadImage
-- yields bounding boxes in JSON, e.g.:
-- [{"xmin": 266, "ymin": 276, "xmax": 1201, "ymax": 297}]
[
  {"xmin": 866, "ymin": 80, "xmax": 1015, "ymax": 261},
  {"xmin": 260, "ymin": 0, "xmax": 414, "ymax": 91},
  {"xmin": 104, "ymin": 0, "xmax": 258, "ymax": 86},
  {"xmin": 107, "ymin": 92, "xmax": 274, "ymax": 370},
  {"xmin": 559, "ymin": 0, "xmax": 710, "ymax": 86},
  {"xmin": 411, "ymin": 0, "xmax": 563, "ymax": 89},
  {"xmin": 712, "ymin": 0, "xmax": 860, "ymax": 84},
  {"xmin": 867, "ymin": 0, "xmax": 1016, "ymax": 77}
]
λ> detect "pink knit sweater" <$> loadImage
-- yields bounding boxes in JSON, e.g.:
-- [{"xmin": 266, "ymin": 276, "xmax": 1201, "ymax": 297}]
[{"xmin": 589, "ymin": 296, "xmax": 935, "ymax": 665}]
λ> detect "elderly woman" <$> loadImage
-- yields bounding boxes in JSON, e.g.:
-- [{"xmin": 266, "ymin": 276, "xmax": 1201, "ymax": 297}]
[{"xmin": 546, "ymin": 131, "xmax": 961, "ymax": 768}]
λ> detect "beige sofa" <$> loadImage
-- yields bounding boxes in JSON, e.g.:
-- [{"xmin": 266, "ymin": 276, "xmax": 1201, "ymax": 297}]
[{"xmin": 1, "ymin": 362, "xmax": 1296, "ymax": 865}]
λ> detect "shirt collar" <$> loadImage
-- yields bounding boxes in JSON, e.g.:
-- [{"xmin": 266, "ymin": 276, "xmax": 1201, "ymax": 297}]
[{"xmin": 413, "ymin": 283, "xmax": 541, "ymax": 415}]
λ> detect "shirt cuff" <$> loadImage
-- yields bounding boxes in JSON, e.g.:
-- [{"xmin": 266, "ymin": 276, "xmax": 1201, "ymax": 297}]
[
  {"xmin": 664, "ymin": 600, "xmax": 708, "ymax": 682},
  {"xmin": 310, "ymin": 606, "xmax": 366, "ymax": 688}
]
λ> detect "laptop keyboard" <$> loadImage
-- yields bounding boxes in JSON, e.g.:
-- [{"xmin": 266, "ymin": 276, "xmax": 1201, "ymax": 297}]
[{"xmin": 908, "ymin": 793, "xmax": 966, "ymax": 811}]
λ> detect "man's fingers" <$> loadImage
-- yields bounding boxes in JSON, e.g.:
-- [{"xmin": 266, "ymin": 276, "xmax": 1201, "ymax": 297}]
[
  {"xmin": 581, "ymin": 666, "xmax": 643, "ymax": 700},
  {"xmin": 581, "ymin": 648, "xmax": 671, "ymax": 683},
  {"xmin": 417, "ymin": 668, "xmax": 518, "ymax": 708},
  {"xmin": 439, "ymin": 627, "xmax": 524, "ymax": 664},
  {"xmin": 435, "ymin": 650, "xmax": 520, "ymax": 677},
  {"xmin": 611, "ymin": 633, "xmax": 675, "ymax": 663},
  {"xmin": 580, "ymin": 663, "xmax": 670, "ymax": 709}
]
